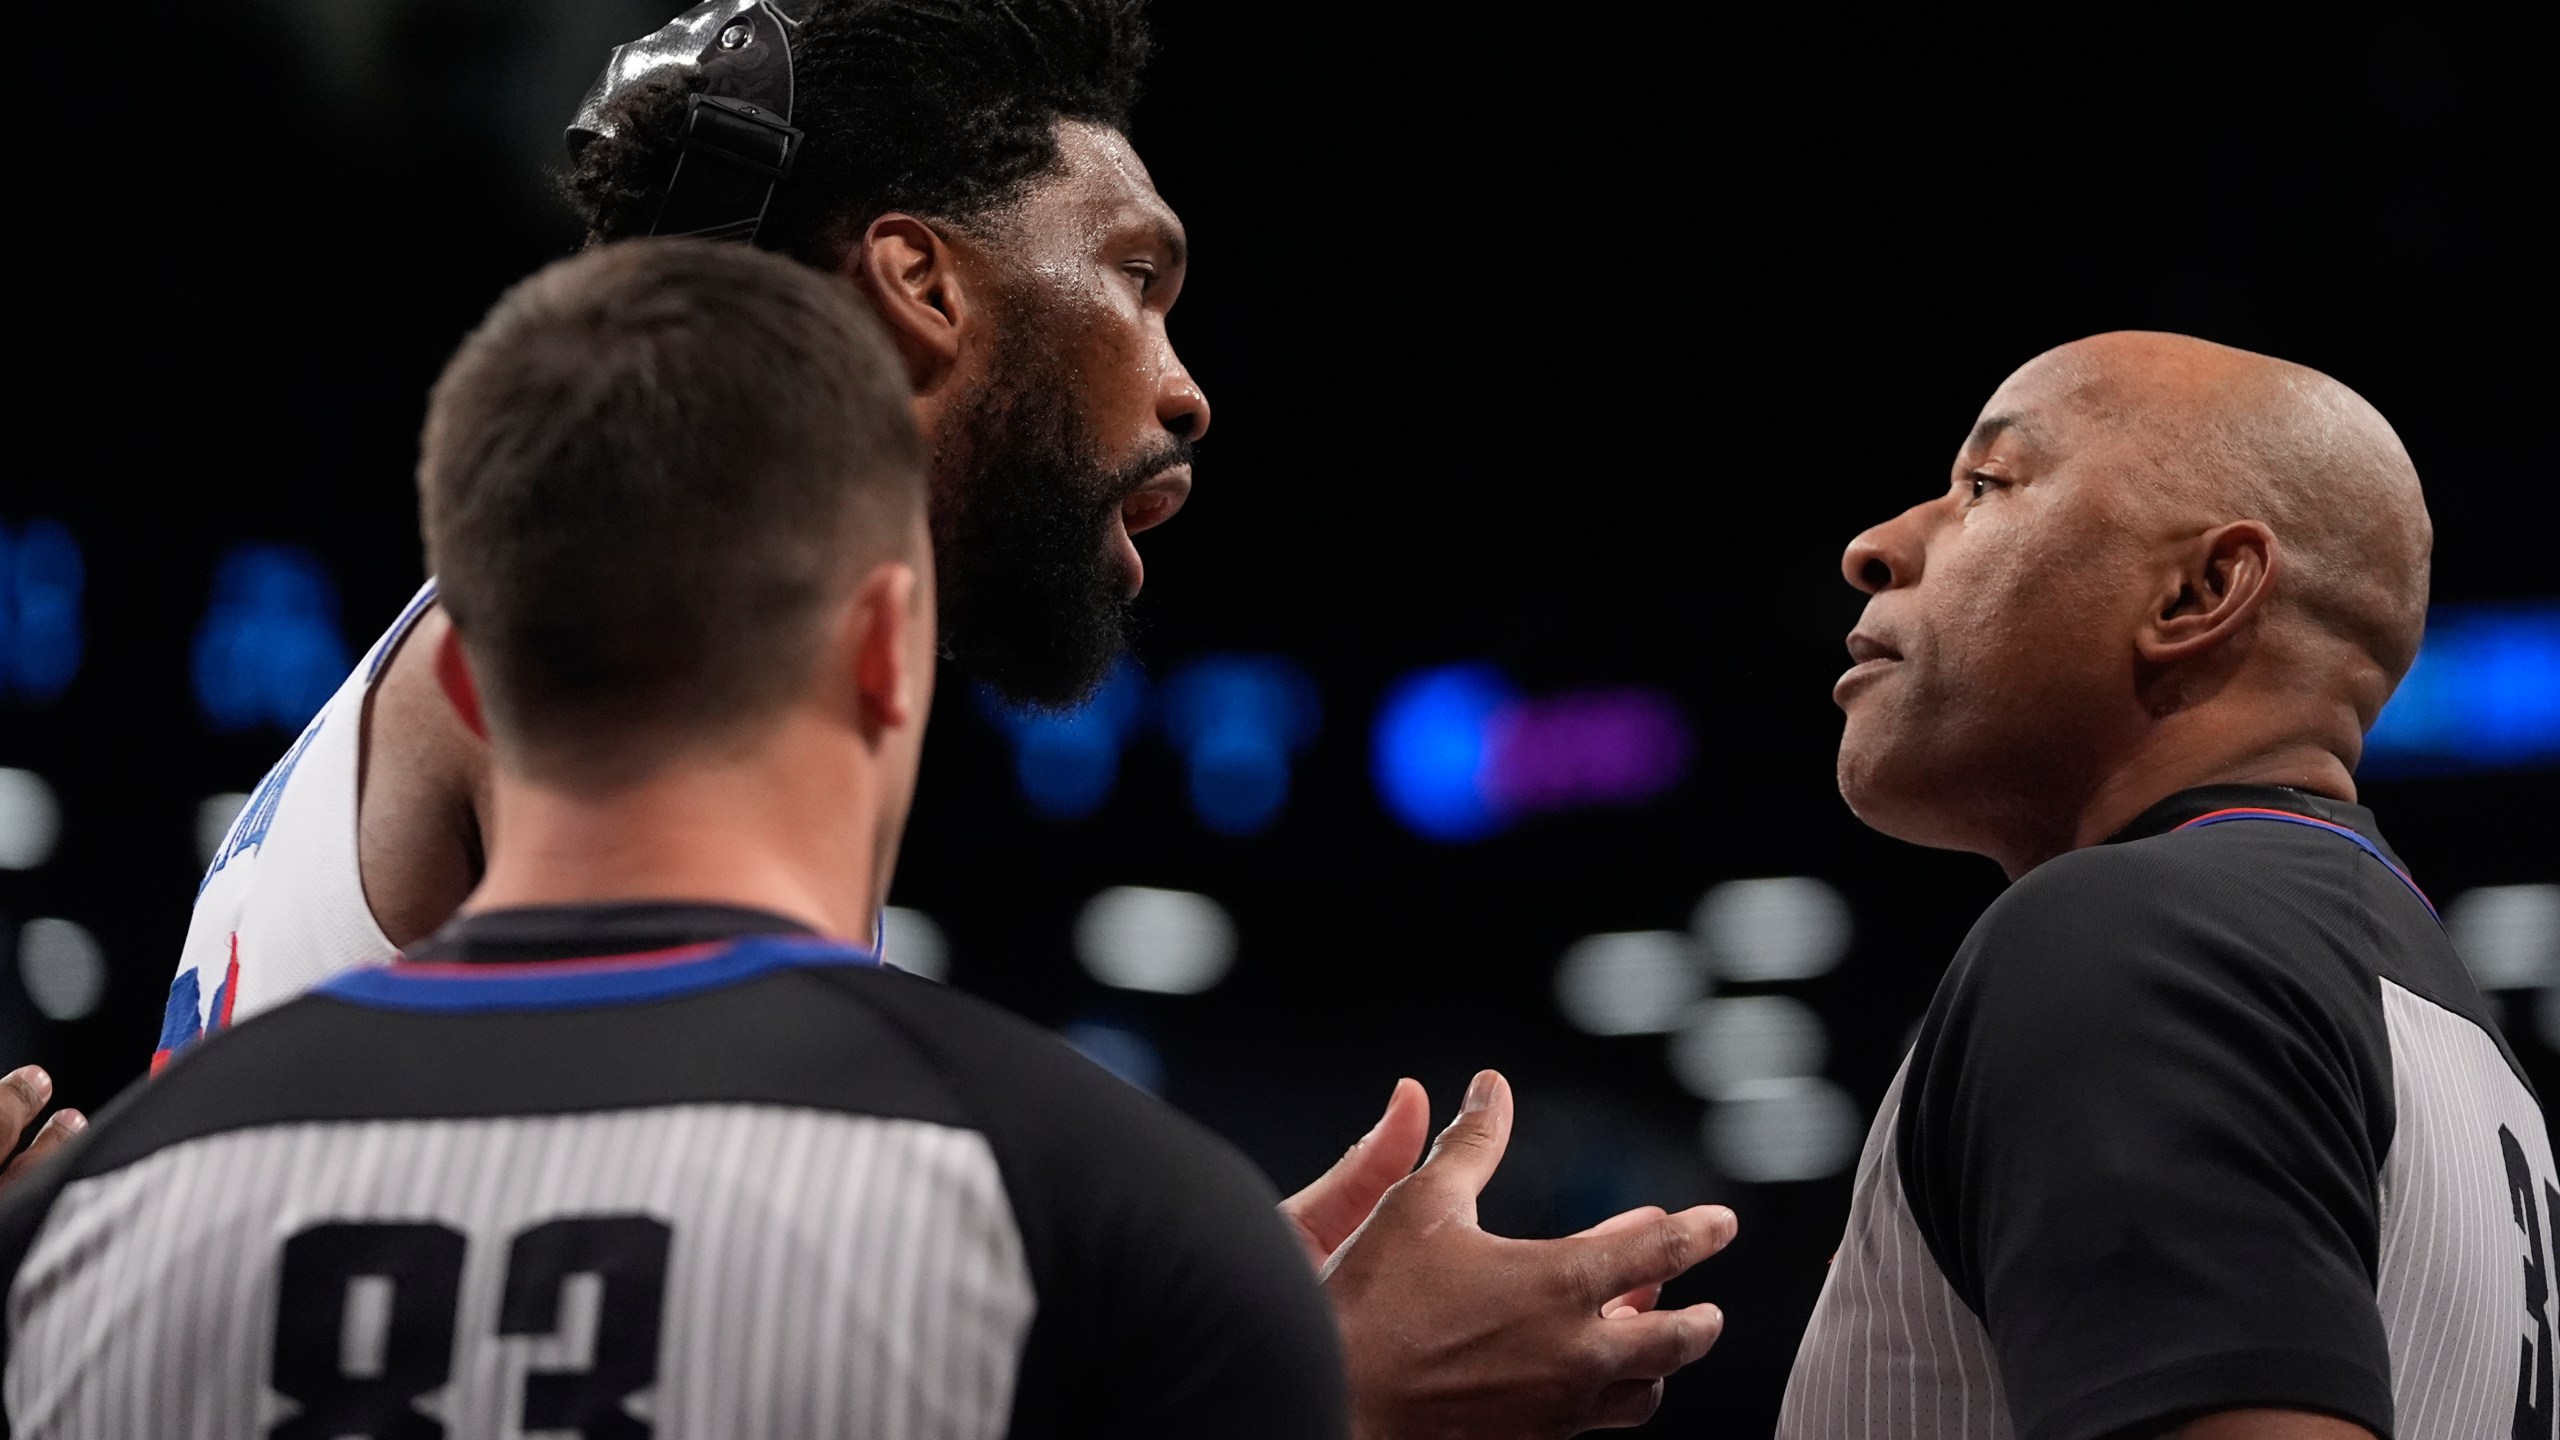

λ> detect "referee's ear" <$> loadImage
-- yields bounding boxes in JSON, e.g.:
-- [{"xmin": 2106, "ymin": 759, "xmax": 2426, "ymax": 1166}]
[
  {"xmin": 2136, "ymin": 519, "xmax": 2278, "ymax": 667},
  {"xmin": 845, "ymin": 557, "xmax": 930, "ymax": 741}
]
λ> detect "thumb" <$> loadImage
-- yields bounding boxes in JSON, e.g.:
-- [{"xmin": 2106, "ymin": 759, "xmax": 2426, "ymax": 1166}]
[
  {"xmin": 1278, "ymin": 1078, "xmax": 1431, "ymax": 1268},
  {"xmin": 1407, "ymin": 1069, "xmax": 1513, "ymax": 1219}
]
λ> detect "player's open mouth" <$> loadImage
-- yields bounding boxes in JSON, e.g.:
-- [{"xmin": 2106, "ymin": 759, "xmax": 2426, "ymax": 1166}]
[{"xmin": 1111, "ymin": 465, "xmax": 1194, "ymax": 597}]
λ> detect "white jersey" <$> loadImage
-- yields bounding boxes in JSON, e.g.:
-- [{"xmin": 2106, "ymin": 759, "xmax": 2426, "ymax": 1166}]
[{"xmin": 158, "ymin": 582, "xmax": 440, "ymax": 1068}]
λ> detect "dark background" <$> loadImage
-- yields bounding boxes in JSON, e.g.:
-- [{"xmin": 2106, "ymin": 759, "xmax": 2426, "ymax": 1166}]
[{"xmin": 7, "ymin": 6, "xmax": 2555, "ymax": 1432}]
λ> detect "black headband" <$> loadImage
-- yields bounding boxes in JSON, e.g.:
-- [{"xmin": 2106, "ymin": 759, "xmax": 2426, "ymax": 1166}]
[{"xmin": 565, "ymin": 1, "xmax": 803, "ymax": 247}]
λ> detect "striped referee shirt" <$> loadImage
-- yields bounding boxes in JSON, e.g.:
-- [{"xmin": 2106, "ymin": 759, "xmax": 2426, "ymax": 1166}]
[
  {"xmin": 1779, "ymin": 784, "xmax": 2558, "ymax": 1440},
  {"xmin": 0, "ymin": 903, "xmax": 1347, "ymax": 1439}
]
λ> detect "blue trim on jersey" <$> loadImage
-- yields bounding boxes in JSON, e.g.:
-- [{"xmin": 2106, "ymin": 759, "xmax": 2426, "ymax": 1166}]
[
  {"xmin": 157, "ymin": 966, "xmax": 204, "ymax": 1053},
  {"xmin": 317, "ymin": 934, "xmax": 882, "ymax": 1014},
  {"xmin": 366, "ymin": 579, "xmax": 443, "ymax": 682},
  {"xmin": 2175, "ymin": 808, "xmax": 2440, "ymax": 921},
  {"xmin": 197, "ymin": 712, "xmax": 326, "ymax": 897}
]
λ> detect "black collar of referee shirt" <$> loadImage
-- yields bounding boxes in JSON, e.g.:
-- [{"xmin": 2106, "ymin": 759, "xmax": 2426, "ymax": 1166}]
[
  {"xmin": 2106, "ymin": 782, "xmax": 2405, "ymax": 870},
  {"xmin": 404, "ymin": 902, "xmax": 819, "ymax": 965}
]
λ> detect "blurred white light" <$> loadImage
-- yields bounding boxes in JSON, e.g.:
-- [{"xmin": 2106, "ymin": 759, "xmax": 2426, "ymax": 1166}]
[
  {"xmin": 1075, "ymin": 887, "xmax": 1236, "ymax": 995},
  {"xmin": 1694, "ymin": 876, "xmax": 1852, "ymax": 982},
  {"xmin": 1061, "ymin": 1019, "xmax": 1166, "ymax": 1093},
  {"xmin": 18, "ymin": 918, "xmax": 106, "ymax": 1022},
  {"xmin": 1555, "ymin": 931, "xmax": 1702, "ymax": 1035},
  {"xmin": 2446, "ymin": 885, "xmax": 2559, "ymax": 991},
  {"xmin": 196, "ymin": 792, "xmax": 251, "ymax": 868},
  {"xmin": 0, "ymin": 769, "xmax": 62, "ymax": 871},
  {"xmin": 879, "ymin": 906, "xmax": 950, "ymax": 982},
  {"xmin": 1668, "ymin": 995, "xmax": 1828, "ymax": 1099},
  {"xmin": 1704, "ymin": 1076, "xmax": 1861, "ymax": 1183}
]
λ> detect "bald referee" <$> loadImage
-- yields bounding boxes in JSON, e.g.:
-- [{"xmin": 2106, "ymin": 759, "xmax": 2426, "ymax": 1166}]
[
  {"xmin": 1782, "ymin": 332, "xmax": 2557, "ymax": 1439},
  {"xmin": 0, "ymin": 241, "xmax": 1350, "ymax": 1438}
]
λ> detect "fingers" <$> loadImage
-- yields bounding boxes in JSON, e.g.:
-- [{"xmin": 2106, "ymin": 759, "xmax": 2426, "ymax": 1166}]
[
  {"xmin": 1595, "ymin": 1300, "xmax": 1726, "ymax": 1381},
  {"xmin": 1, "ymin": 1109, "xmax": 85, "ymax": 1186},
  {"xmin": 1404, "ymin": 1070, "xmax": 1513, "ymax": 1214},
  {"xmin": 1578, "ymin": 1204, "xmax": 1738, "ymax": 1305},
  {"xmin": 1585, "ymin": 1377, "xmax": 1668, "ymax": 1431},
  {"xmin": 1575, "ymin": 1206, "xmax": 1669, "ymax": 1315},
  {"xmin": 1278, "ymin": 1077, "xmax": 1432, "ymax": 1267},
  {"xmin": 1, "ymin": 1066, "xmax": 51, "ymax": 1143},
  {"xmin": 1571, "ymin": 1205, "xmax": 1668, "ymax": 1239}
]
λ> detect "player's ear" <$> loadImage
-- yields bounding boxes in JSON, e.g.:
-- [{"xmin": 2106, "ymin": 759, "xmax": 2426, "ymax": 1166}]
[
  {"xmin": 432, "ymin": 624, "xmax": 490, "ymax": 741},
  {"xmin": 845, "ymin": 214, "xmax": 969, "ymax": 387},
  {"xmin": 2137, "ymin": 519, "xmax": 2278, "ymax": 665},
  {"xmin": 847, "ymin": 558, "xmax": 925, "ymax": 738}
]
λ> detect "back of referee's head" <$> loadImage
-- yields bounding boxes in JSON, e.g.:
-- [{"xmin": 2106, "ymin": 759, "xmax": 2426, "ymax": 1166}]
[{"xmin": 417, "ymin": 238, "xmax": 930, "ymax": 792}]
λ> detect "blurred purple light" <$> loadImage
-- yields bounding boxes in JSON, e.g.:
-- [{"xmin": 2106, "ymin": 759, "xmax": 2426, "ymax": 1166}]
[
  {"xmin": 1373, "ymin": 664, "xmax": 1690, "ymax": 841},
  {"xmin": 1485, "ymin": 690, "xmax": 1691, "ymax": 813}
]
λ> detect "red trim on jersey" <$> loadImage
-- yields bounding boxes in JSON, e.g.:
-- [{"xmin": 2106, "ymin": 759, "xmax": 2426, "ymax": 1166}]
[
  {"xmin": 214, "ymin": 936, "xmax": 241, "ymax": 1031},
  {"xmin": 2173, "ymin": 806, "xmax": 2437, "ymax": 916}
]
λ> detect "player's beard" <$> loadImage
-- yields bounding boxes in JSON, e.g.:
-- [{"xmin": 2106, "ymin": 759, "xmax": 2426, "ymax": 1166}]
[{"xmin": 931, "ymin": 321, "xmax": 1187, "ymax": 708}]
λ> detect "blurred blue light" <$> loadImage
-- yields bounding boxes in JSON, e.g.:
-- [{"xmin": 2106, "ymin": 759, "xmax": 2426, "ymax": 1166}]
[
  {"xmin": 2, "ymin": 520, "xmax": 85, "ymax": 703},
  {"xmin": 978, "ymin": 659, "xmax": 1150, "ymax": 820},
  {"xmin": 1161, "ymin": 655, "xmax": 1322, "ymax": 836},
  {"xmin": 1372, "ymin": 664, "xmax": 1516, "ymax": 841},
  {"xmin": 2364, "ymin": 602, "xmax": 2560, "ymax": 776},
  {"xmin": 192, "ymin": 544, "xmax": 350, "ymax": 733},
  {"xmin": 1373, "ymin": 664, "xmax": 1694, "ymax": 842}
]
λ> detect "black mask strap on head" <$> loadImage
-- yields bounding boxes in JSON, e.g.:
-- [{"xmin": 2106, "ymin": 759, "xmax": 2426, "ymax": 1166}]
[{"xmin": 565, "ymin": 1, "xmax": 803, "ymax": 247}]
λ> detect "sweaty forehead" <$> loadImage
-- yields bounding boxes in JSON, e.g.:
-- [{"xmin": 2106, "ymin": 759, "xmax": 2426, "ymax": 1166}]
[{"xmin": 1010, "ymin": 121, "xmax": 1184, "ymax": 258}]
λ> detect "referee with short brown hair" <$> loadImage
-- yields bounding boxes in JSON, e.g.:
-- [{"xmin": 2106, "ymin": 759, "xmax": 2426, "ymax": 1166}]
[{"xmin": 0, "ymin": 238, "xmax": 1345, "ymax": 1440}]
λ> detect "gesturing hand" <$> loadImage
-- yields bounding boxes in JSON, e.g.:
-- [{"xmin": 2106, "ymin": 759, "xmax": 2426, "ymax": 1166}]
[
  {"xmin": 1320, "ymin": 1070, "xmax": 1737, "ymax": 1440},
  {"xmin": 1279, "ymin": 1077, "xmax": 1434, "ymax": 1270},
  {"xmin": 1, "ymin": 1065, "xmax": 85, "ymax": 1190}
]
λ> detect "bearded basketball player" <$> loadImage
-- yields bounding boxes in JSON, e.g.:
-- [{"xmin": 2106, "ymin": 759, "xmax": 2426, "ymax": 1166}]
[{"xmin": 76, "ymin": 3, "xmax": 1739, "ymax": 1435}]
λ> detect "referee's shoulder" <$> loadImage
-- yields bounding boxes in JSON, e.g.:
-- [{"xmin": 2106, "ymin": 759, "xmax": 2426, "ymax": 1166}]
[
  {"xmin": 1976, "ymin": 831, "xmax": 2232, "ymax": 934},
  {"xmin": 1954, "ymin": 824, "xmax": 2377, "ymax": 1014},
  {"xmin": 820, "ymin": 966, "xmax": 1286, "ymax": 1209}
]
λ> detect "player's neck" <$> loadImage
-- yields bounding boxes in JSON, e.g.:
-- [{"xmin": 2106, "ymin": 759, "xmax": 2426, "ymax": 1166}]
[{"xmin": 463, "ymin": 726, "xmax": 888, "ymax": 945}]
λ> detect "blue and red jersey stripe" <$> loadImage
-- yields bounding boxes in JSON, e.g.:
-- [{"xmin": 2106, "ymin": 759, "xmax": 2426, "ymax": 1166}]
[{"xmin": 2173, "ymin": 806, "xmax": 2438, "ymax": 920}]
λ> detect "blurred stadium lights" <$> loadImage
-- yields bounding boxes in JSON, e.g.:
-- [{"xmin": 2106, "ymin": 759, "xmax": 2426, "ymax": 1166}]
[
  {"xmin": 977, "ymin": 659, "xmax": 1149, "ymax": 821},
  {"xmin": 17, "ymin": 917, "xmax": 106, "ymax": 1023},
  {"xmin": 191, "ymin": 544, "xmax": 350, "ymax": 734},
  {"xmin": 195, "ymin": 793, "xmax": 251, "ymax": 869},
  {"xmin": 1694, "ymin": 876, "xmax": 1853, "ymax": 982},
  {"xmin": 1371, "ymin": 664, "xmax": 1511, "ymax": 840},
  {"xmin": 1160, "ymin": 654, "xmax": 1322, "ymax": 836},
  {"xmin": 2446, "ymin": 884, "xmax": 2558, "ymax": 992},
  {"xmin": 1371, "ymin": 663, "xmax": 1690, "ymax": 842},
  {"xmin": 0, "ymin": 770, "xmax": 62, "ymax": 871},
  {"xmin": 2363, "ymin": 601, "xmax": 2560, "ymax": 775},
  {"xmin": 1061, "ymin": 1017, "xmax": 1166, "ymax": 1094},
  {"xmin": 1074, "ymin": 886, "xmax": 1237, "ymax": 995},
  {"xmin": 1, "ymin": 519, "xmax": 84, "ymax": 704},
  {"xmin": 1554, "ymin": 931, "xmax": 1703, "ymax": 1036},
  {"xmin": 1703, "ymin": 1076, "xmax": 1862, "ymax": 1184},
  {"xmin": 1669, "ymin": 996, "xmax": 1829, "ymax": 1101},
  {"xmin": 879, "ymin": 905, "xmax": 950, "ymax": 982}
]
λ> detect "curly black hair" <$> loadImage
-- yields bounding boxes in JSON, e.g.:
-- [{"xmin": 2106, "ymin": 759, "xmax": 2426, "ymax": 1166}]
[{"xmin": 563, "ymin": 0, "xmax": 1152, "ymax": 266}]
